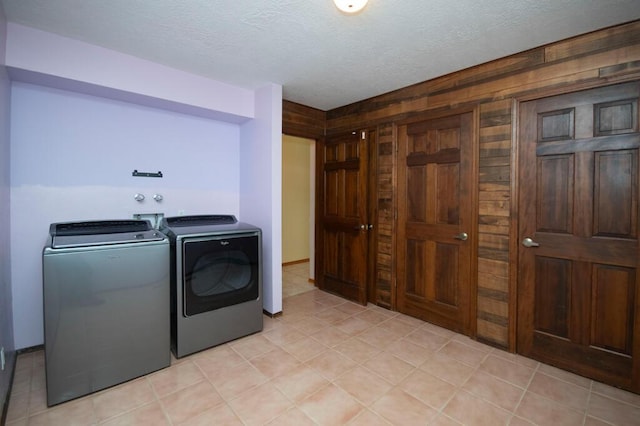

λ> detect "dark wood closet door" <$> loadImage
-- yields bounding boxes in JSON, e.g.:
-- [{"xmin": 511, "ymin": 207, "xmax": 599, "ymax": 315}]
[
  {"xmin": 317, "ymin": 131, "xmax": 370, "ymax": 304},
  {"xmin": 517, "ymin": 82, "xmax": 640, "ymax": 393},
  {"xmin": 397, "ymin": 113, "xmax": 474, "ymax": 333}
]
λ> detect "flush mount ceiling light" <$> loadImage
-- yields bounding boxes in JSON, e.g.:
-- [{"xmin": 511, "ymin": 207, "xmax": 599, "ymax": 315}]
[{"xmin": 333, "ymin": 0, "xmax": 369, "ymax": 14}]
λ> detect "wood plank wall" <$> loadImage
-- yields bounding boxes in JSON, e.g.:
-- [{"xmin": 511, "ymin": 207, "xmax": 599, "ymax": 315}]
[
  {"xmin": 283, "ymin": 100, "xmax": 326, "ymax": 139},
  {"xmin": 322, "ymin": 20, "xmax": 640, "ymax": 350}
]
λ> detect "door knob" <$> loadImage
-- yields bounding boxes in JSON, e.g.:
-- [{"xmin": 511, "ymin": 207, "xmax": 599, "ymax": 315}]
[
  {"xmin": 522, "ymin": 237, "xmax": 540, "ymax": 247},
  {"xmin": 454, "ymin": 232, "xmax": 468, "ymax": 241}
]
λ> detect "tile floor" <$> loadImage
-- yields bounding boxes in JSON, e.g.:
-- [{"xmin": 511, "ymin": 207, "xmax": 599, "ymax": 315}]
[{"xmin": 6, "ymin": 262, "xmax": 640, "ymax": 425}]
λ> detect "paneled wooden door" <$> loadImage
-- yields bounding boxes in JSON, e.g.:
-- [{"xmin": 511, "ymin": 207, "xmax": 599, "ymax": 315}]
[
  {"xmin": 517, "ymin": 82, "xmax": 640, "ymax": 393},
  {"xmin": 397, "ymin": 113, "xmax": 474, "ymax": 334},
  {"xmin": 316, "ymin": 130, "xmax": 373, "ymax": 305}
]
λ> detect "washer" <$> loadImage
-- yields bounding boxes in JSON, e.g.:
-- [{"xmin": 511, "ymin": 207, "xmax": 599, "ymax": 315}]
[
  {"xmin": 42, "ymin": 220, "xmax": 170, "ymax": 406},
  {"xmin": 160, "ymin": 215, "xmax": 263, "ymax": 358}
]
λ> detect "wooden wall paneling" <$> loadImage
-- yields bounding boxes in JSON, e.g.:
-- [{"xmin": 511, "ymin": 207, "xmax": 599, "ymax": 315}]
[
  {"xmin": 476, "ymin": 100, "xmax": 513, "ymax": 348},
  {"xmin": 283, "ymin": 100, "xmax": 326, "ymax": 139},
  {"xmin": 373, "ymin": 123, "xmax": 395, "ymax": 308},
  {"xmin": 322, "ymin": 20, "xmax": 640, "ymax": 351}
]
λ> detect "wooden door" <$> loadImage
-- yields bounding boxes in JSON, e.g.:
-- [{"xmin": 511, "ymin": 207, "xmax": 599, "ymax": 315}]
[
  {"xmin": 517, "ymin": 82, "xmax": 640, "ymax": 393},
  {"xmin": 397, "ymin": 113, "xmax": 474, "ymax": 333},
  {"xmin": 316, "ymin": 130, "xmax": 371, "ymax": 304}
]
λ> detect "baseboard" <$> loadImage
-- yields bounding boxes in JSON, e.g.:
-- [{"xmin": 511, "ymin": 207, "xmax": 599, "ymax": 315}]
[
  {"xmin": 282, "ymin": 259, "xmax": 309, "ymax": 267},
  {"xmin": 263, "ymin": 309, "xmax": 283, "ymax": 318}
]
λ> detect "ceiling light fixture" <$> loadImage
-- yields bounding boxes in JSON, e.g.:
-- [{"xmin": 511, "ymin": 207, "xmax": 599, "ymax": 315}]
[{"xmin": 333, "ymin": 0, "xmax": 369, "ymax": 14}]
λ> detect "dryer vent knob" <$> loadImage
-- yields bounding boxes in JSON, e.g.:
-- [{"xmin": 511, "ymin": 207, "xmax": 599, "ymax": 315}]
[
  {"xmin": 134, "ymin": 193, "xmax": 145, "ymax": 202},
  {"xmin": 153, "ymin": 194, "xmax": 163, "ymax": 202}
]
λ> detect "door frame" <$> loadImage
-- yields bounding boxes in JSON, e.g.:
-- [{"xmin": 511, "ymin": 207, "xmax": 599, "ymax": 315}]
[{"xmin": 394, "ymin": 106, "xmax": 480, "ymax": 337}]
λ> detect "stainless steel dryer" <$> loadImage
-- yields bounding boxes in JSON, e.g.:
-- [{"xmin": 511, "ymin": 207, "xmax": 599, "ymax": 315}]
[
  {"xmin": 42, "ymin": 220, "xmax": 170, "ymax": 406},
  {"xmin": 160, "ymin": 215, "xmax": 263, "ymax": 358}
]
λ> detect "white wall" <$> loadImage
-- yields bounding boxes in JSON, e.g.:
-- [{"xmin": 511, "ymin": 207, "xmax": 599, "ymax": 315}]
[{"xmin": 240, "ymin": 84, "xmax": 283, "ymax": 315}]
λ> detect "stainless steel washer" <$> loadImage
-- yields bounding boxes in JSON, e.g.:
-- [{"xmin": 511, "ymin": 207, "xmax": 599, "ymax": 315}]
[{"xmin": 42, "ymin": 220, "xmax": 170, "ymax": 406}]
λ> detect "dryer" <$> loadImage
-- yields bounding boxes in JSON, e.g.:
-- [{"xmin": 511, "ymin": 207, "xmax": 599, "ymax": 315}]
[{"xmin": 160, "ymin": 215, "xmax": 263, "ymax": 358}]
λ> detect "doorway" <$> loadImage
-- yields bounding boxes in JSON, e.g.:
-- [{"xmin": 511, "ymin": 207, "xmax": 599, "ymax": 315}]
[{"xmin": 282, "ymin": 134, "xmax": 316, "ymax": 295}]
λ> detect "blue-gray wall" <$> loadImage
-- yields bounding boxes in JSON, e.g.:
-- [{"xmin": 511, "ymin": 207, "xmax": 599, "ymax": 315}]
[{"xmin": 0, "ymin": 3, "xmax": 16, "ymax": 418}]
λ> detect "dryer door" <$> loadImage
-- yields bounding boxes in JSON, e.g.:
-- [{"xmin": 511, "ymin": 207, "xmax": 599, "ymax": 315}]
[{"xmin": 182, "ymin": 232, "xmax": 260, "ymax": 316}]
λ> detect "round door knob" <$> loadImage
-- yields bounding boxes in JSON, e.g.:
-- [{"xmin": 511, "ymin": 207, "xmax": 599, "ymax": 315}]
[
  {"xmin": 153, "ymin": 194, "xmax": 163, "ymax": 202},
  {"xmin": 134, "ymin": 193, "xmax": 145, "ymax": 202},
  {"xmin": 454, "ymin": 232, "xmax": 468, "ymax": 241},
  {"xmin": 522, "ymin": 237, "xmax": 540, "ymax": 247}
]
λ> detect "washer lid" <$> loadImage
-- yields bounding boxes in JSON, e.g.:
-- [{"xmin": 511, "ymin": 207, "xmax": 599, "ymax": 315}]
[{"xmin": 49, "ymin": 220, "xmax": 165, "ymax": 248}]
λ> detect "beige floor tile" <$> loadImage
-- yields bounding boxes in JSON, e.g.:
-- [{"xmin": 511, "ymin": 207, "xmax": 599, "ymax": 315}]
[
  {"xmin": 588, "ymin": 393, "xmax": 640, "ymax": 426},
  {"xmin": 266, "ymin": 407, "xmax": 317, "ymax": 425},
  {"xmin": 271, "ymin": 364, "xmax": 330, "ymax": 402},
  {"xmin": 515, "ymin": 391, "xmax": 585, "ymax": 425},
  {"xmin": 591, "ymin": 380, "xmax": 640, "ymax": 408},
  {"xmin": 92, "ymin": 377, "xmax": 155, "ymax": 422},
  {"xmin": 26, "ymin": 398, "xmax": 96, "ymax": 426},
  {"xmin": 228, "ymin": 334, "xmax": 278, "ymax": 360},
  {"xmin": 355, "ymin": 309, "xmax": 392, "ymax": 325},
  {"xmin": 527, "ymin": 371, "xmax": 590, "ymax": 411},
  {"xmin": 371, "ymin": 388, "xmax": 438, "ymax": 425},
  {"xmin": 438, "ymin": 340, "xmax": 489, "ymax": 367},
  {"xmin": 27, "ymin": 387, "xmax": 48, "ymax": 415},
  {"xmin": 479, "ymin": 354, "xmax": 535, "ymax": 389},
  {"xmin": 363, "ymin": 351, "xmax": 415, "ymax": 385},
  {"xmin": 378, "ymin": 317, "xmax": 419, "ymax": 337},
  {"xmin": 443, "ymin": 390, "xmax": 512, "ymax": 426},
  {"xmin": 398, "ymin": 369, "xmax": 457, "ymax": 410},
  {"xmin": 288, "ymin": 316, "xmax": 330, "ymax": 335},
  {"xmin": 420, "ymin": 321, "xmax": 457, "ymax": 338},
  {"xmin": 280, "ymin": 335, "xmax": 329, "ymax": 362},
  {"xmin": 160, "ymin": 380, "xmax": 223, "ymax": 424},
  {"xmin": 584, "ymin": 415, "xmax": 615, "ymax": 426},
  {"xmin": 404, "ymin": 327, "xmax": 450, "ymax": 352},
  {"xmin": 430, "ymin": 414, "xmax": 465, "ymax": 425},
  {"xmin": 462, "ymin": 370, "xmax": 524, "ymax": 412},
  {"xmin": 298, "ymin": 383, "xmax": 364, "ymax": 425},
  {"xmin": 249, "ymin": 347, "xmax": 301, "ymax": 378},
  {"xmin": 490, "ymin": 348, "xmax": 539, "ymax": 369},
  {"xmin": 148, "ymin": 361, "xmax": 206, "ymax": 397},
  {"xmin": 334, "ymin": 365, "xmax": 394, "ymax": 406},
  {"xmin": 334, "ymin": 301, "xmax": 368, "ymax": 315},
  {"xmin": 357, "ymin": 326, "xmax": 401, "ymax": 349},
  {"xmin": 262, "ymin": 324, "xmax": 306, "ymax": 346},
  {"xmin": 334, "ymin": 316, "xmax": 374, "ymax": 336},
  {"xmin": 306, "ymin": 349, "xmax": 357, "ymax": 381},
  {"xmin": 335, "ymin": 337, "xmax": 383, "ymax": 363},
  {"xmin": 537, "ymin": 362, "xmax": 592, "ymax": 389},
  {"xmin": 348, "ymin": 408, "xmax": 392, "ymax": 425},
  {"xmin": 385, "ymin": 338, "xmax": 433, "ymax": 367},
  {"xmin": 177, "ymin": 401, "xmax": 242, "ymax": 425},
  {"xmin": 228, "ymin": 382, "xmax": 293, "ymax": 425},
  {"xmin": 212, "ymin": 361, "xmax": 268, "ymax": 400},
  {"xmin": 419, "ymin": 351, "xmax": 475, "ymax": 386},
  {"xmin": 311, "ymin": 325, "xmax": 351, "ymax": 347},
  {"xmin": 314, "ymin": 307, "xmax": 353, "ymax": 323},
  {"xmin": 100, "ymin": 401, "xmax": 170, "ymax": 426},
  {"xmin": 6, "ymin": 391, "xmax": 29, "ymax": 423}
]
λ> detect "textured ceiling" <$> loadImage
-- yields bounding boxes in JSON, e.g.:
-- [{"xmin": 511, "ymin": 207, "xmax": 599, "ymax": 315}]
[{"xmin": 2, "ymin": 0, "xmax": 640, "ymax": 111}]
